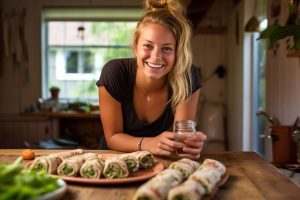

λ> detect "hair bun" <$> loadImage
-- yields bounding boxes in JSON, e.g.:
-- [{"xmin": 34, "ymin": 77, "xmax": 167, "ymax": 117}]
[
  {"xmin": 144, "ymin": 0, "xmax": 185, "ymax": 15},
  {"xmin": 145, "ymin": 0, "xmax": 166, "ymax": 11}
]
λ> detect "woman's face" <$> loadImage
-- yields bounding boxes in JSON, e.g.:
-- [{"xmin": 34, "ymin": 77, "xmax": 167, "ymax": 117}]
[{"xmin": 134, "ymin": 23, "xmax": 176, "ymax": 80}]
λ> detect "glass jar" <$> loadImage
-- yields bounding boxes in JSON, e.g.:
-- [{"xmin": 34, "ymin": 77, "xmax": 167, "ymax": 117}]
[{"xmin": 174, "ymin": 120, "xmax": 197, "ymax": 156}]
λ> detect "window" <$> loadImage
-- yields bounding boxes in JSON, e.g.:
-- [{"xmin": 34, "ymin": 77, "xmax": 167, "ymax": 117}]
[{"xmin": 42, "ymin": 8, "xmax": 142, "ymax": 103}]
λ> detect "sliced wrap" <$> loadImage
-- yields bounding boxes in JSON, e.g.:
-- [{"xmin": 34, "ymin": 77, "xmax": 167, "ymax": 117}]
[
  {"xmin": 133, "ymin": 169, "xmax": 184, "ymax": 200},
  {"xmin": 136, "ymin": 151, "xmax": 155, "ymax": 169},
  {"xmin": 119, "ymin": 153, "xmax": 139, "ymax": 172},
  {"xmin": 79, "ymin": 157, "xmax": 104, "ymax": 179},
  {"xmin": 168, "ymin": 158, "xmax": 200, "ymax": 179},
  {"xmin": 29, "ymin": 154, "xmax": 62, "ymax": 174},
  {"xmin": 103, "ymin": 157, "xmax": 129, "ymax": 179},
  {"xmin": 57, "ymin": 155, "xmax": 85, "ymax": 177}
]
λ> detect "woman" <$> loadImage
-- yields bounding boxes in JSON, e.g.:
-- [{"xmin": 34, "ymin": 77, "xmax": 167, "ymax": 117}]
[{"xmin": 97, "ymin": 0, "xmax": 206, "ymax": 159}]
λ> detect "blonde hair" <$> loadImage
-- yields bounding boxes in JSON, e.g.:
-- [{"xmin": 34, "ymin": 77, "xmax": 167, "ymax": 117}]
[{"xmin": 133, "ymin": 0, "xmax": 193, "ymax": 111}]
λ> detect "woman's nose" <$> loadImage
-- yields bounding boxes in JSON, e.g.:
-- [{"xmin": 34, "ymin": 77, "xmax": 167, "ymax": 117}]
[{"xmin": 151, "ymin": 48, "xmax": 162, "ymax": 60}]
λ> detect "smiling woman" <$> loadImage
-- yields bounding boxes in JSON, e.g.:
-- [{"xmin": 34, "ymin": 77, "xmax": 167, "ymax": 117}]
[{"xmin": 97, "ymin": 0, "xmax": 206, "ymax": 159}]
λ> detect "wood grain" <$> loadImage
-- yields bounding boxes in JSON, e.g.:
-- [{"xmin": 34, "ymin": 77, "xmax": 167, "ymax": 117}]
[{"xmin": 1, "ymin": 150, "xmax": 300, "ymax": 200}]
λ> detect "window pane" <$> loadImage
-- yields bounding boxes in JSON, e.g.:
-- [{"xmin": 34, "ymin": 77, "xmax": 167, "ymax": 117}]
[
  {"xmin": 66, "ymin": 51, "xmax": 78, "ymax": 73},
  {"xmin": 83, "ymin": 51, "xmax": 94, "ymax": 73},
  {"xmin": 45, "ymin": 20, "xmax": 136, "ymax": 102}
]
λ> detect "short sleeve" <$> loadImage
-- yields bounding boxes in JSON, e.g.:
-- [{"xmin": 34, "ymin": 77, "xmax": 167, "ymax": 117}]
[
  {"xmin": 96, "ymin": 59, "xmax": 126, "ymax": 102},
  {"xmin": 191, "ymin": 65, "xmax": 201, "ymax": 93}
]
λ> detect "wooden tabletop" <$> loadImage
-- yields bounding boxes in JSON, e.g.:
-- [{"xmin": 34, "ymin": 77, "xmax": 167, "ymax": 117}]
[{"xmin": 1, "ymin": 149, "xmax": 300, "ymax": 200}]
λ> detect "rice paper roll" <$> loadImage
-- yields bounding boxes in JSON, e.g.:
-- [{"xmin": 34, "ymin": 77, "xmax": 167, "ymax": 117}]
[
  {"xmin": 30, "ymin": 154, "xmax": 62, "ymax": 174},
  {"xmin": 200, "ymin": 159, "xmax": 226, "ymax": 175},
  {"xmin": 168, "ymin": 178, "xmax": 206, "ymax": 200},
  {"xmin": 103, "ymin": 157, "xmax": 129, "ymax": 179},
  {"xmin": 119, "ymin": 153, "xmax": 139, "ymax": 172},
  {"xmin": 168, "ymin": 158, "xmax": 200, "ymax": 179},
  {"xmin": 189, "ymin": 168, "xmax": 221, "ymax": 194},
  {"xmin": 51, "ymin": 149, "xmax": 84, "ymax": 160},
  {"xmin": 136, "ymin": 151, "xmax": 155, "ymax": 169},
  {"xmin": 80, "ymin": 157, "xmax": 104, "ymax": 179},
  {"xmin": 57, "ymin": 155, "xmax": 85, "ymax": 177},
  {"xmin": 133, "ymin": 169, "xmax": 184, "ymax": 200}
]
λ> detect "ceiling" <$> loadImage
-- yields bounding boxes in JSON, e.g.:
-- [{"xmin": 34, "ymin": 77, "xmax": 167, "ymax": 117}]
[{"xmin": 186, "ymin": 0, "xmax": 217, "ymax": 29}]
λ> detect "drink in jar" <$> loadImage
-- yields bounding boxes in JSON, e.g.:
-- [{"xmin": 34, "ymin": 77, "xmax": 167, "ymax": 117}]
[{"xmin": 174, "ymin": 120, "xmax": 196, "ymax": 156}]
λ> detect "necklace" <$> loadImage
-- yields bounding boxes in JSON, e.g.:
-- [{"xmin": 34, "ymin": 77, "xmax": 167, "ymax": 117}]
[
  {"xmin": 141, "ymin": 87, "xmax": 151, "ymax": 101},
  {"xmin": 137, "ymin": 84, "xmax": 151, "ymax": 101}
]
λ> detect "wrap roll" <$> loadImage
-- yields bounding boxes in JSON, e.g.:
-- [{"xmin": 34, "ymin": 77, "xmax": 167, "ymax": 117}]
[
  {"xmin": 168, "ymin": 158, "xmax": 226, "ymax": 199},
  {"xmin": 57, "ymin": 155, "xmax": 86, "ymax": 177},
  {"xmin": 80, "ymin": 157, "xmax": 104, "ymax": 179},
  {"xmin": 119, "ymin": 153, "xmax": 139, "ymax": 172},
  {"xmin": 189, "ymin": 168, "xmax": 221, "ymax": 194},
  {"xmin": 136, "ymin": 151, "xmax": 155, "ymax": 169},
  {"xmin": 168, "ymin": 158, "xmax": 200, "ymax": 179},
  {"xmin": 168, "ymin": 179, "xmax": 206, "ymax": 200},
  {"xmin": 133, "ymin": 169, "xmax": 184, "ymax": 200},
  {"xmin": 29, "ymin": 154, "xmax": 62, "ymax": 174},
  {"xmin": 199, "ymin": 159, "xmax": 226, "ymax": 175},
  {"xmin": 103, "ymin": 157, "xmax": 129, "ymax": 179}
]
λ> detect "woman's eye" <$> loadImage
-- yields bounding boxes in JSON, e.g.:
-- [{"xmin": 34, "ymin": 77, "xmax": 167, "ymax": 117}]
[
  {"xmin": 143, "ymin": 44, "xmax": 152, "ymax": 49},
  {"xmin": 163, "ymin": 47, "xmax": 173, "ymax": 52}
]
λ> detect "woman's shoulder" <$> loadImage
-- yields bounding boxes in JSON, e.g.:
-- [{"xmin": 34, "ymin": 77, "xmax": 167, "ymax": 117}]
[{"xmin": 104, "ymin": 58, "xmax": 136, "ymax": 68}]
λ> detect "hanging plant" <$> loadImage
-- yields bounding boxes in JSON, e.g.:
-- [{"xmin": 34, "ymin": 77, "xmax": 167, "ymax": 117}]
[{"xmin": 258, "ymin": 0, "xmax": 300, "ymax": 51}]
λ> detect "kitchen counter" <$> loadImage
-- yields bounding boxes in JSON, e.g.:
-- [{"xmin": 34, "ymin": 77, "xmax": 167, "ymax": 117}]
[{"xmin": 1, "ymin": 149, "xmax": 300, "ymax": 199}]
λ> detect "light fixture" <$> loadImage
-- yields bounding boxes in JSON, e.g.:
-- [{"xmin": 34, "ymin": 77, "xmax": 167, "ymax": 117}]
[{"xmin": 77, "ymin": 24, "xmax": 85, "ymax": 40}]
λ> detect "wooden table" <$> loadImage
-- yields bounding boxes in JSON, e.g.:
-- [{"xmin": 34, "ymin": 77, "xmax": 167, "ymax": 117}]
[{"xmin": 1, "ymin": 149, "xmax": 300, "ymax": 200}]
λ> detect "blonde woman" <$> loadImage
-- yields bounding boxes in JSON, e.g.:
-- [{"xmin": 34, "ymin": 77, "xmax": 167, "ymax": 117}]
[{"xmin": 97, "ymin": 0, "xmax": 206, "ymax": 159}]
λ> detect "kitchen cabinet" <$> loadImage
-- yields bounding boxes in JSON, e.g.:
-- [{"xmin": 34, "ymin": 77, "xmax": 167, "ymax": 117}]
[
  {"xmin": 21, "ymin": 112, "xmax": 103, "ymax": 149},
  {"xmin": 0, "ymin": 112, "xmax": 103, "ymax": 149},
  {"xmin": 0, "ymin": 115, "xmax": 51, "ymax": 148}
]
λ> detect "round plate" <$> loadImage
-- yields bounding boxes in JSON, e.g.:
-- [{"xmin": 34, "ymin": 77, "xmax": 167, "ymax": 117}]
[
  {"xmin": 58, "ymin": 162, "xmax": 164, "ymax": 185},
  {"xmin": 25, "ymin": 153, "xmax": 165, "ymax": 185}
]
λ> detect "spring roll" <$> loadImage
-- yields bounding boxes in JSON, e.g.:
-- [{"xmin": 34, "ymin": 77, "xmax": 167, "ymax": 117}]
[
  {"xmin": 119, "ymin": 153, "xmax": 139, "ymax": 172},
  {"xmin": 103, "ymin": 157, "xmax": 129, "ymax": 179},
  {"xmin": 136, "ymin": 151, "xmax": 155, "ymax": 169},
  {"xmin": 57, "ymin": 155, "xmax": 85, "ymax": 177},
  {"xmin": 133, "ymin": 169, "xmax": 184, "ymax": 200},
  {"xmin": 29, "ymin": 154, "xmax": 62, "ymax": 174},
  {"xmin": 189, "ymin": 168, "xmax": 221, "ymax": 194},
  {"xmin": 168, "ymin": 178, "xmax": 206, "ymax": 200},
  {"xmin": 80, "ymin": 157, "xmax": 104, "ymax": 179},
  {"xmin": 199, "ymin": 159, "xmax": 226, "ymax": 175},
  {"xmin": 168, "ymin": 158, "xmax": 200, "ymax": 179}
]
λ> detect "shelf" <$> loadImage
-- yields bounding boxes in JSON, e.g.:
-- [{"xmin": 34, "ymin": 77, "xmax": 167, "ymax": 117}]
[{"xmin": 287, "ymin": 51, "xmax": 300, "ymax": 57}]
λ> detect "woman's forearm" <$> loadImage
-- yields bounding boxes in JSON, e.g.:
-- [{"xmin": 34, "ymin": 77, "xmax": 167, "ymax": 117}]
[{"xmin": 106, "ymin": 133, "xmax": 145, "ymax": 152}]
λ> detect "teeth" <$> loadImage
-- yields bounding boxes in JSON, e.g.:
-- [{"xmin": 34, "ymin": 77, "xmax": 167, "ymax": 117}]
[{"xmin": 147, "ymin": 62, "xmax": 164, "ymax": 68}]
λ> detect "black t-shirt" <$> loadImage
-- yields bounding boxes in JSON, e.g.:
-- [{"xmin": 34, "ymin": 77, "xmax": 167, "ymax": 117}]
[{"xmin": 96, "ymin": 58, "xmax": 201, "ymax": 149}]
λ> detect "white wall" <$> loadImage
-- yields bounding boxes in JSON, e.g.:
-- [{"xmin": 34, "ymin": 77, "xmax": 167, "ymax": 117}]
[{"xmin": 266, "ymin": 0, "xmax": 300, "ymax": 125}]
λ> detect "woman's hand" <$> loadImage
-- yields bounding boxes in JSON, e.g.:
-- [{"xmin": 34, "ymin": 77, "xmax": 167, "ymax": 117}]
[
  {"xmin": 142, "ymin": 131, "xmax": 185, "ymax": 156},
  {"xmin": 182, "ymin": 131, "xmax": 207, "ymax": 159}
]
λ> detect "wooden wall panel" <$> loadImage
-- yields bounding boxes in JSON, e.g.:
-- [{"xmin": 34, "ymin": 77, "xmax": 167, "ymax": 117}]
[{"xmin": 0, "ymin": 116, "xmax": 50, "ymax": 148}]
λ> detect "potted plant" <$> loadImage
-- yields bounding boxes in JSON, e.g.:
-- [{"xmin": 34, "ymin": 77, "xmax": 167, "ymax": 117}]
[
  {"xmin": 258, "ymin": 0, "xmax": 300, "ymax": 55},
  {"xmin": 49, "ymin": 86, "xmax": 60, "ymax": 99}
]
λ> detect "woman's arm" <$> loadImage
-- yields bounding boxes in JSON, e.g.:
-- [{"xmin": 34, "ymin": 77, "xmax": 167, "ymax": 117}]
[
  {"xmin": 99, "ymin": 86, "xmax": 142, "ymax": 152},
  {"xmin": 174, "ymin": 89, "xmax": 207, "ymax": 159}
]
